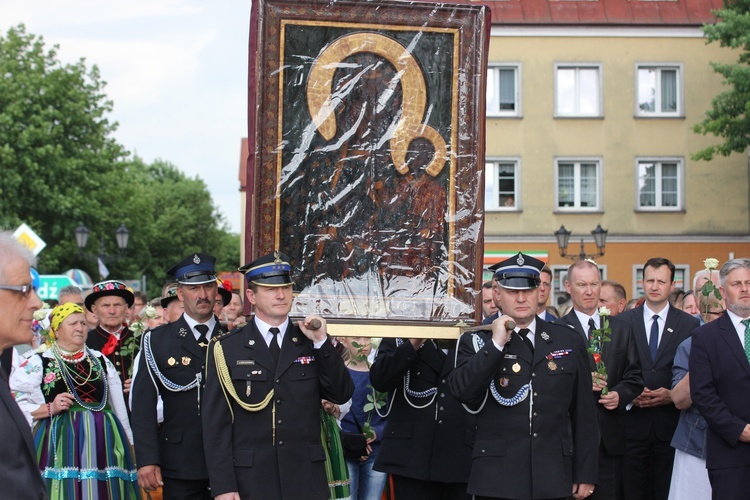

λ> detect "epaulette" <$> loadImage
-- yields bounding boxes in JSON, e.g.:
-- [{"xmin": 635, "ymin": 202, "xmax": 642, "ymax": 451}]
[
  {"xmin": 211, "ymin": 329, "xmax": 237, "ymax": 343},
  {"xmin": 149, "ymin": 322, "xmax": 171, "ymax": 334}
]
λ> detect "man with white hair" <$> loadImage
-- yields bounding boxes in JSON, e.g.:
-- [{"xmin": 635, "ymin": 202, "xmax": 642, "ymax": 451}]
[{"xmin": 0, "ymin": 232, "xmax": 48, "ymax": 498}]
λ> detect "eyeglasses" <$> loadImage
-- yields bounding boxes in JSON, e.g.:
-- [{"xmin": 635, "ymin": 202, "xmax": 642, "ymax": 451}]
[
  {"xmin": 0, "ymin": 283, "xmax": 36, "ymax": 297},
  {"xmin": 706, "ymin": 310, "xmax": 725, "ymax": 316}
]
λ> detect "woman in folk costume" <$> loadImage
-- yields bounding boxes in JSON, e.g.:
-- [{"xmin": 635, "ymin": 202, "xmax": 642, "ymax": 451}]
[{"xmin": 11, "ymin": 303, "xmax": 139, "ymax": 499}]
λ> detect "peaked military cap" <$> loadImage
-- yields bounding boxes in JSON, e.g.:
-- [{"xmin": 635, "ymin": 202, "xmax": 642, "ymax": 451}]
[
  {"xmin": 167, "ymin": 253, "xmax": 218, "ymax": 285},
  {"xmin": 239, "ymin": 251, "xmax": 292, "ymax": 287},
  {"xmin": 489, "ymin": 252, "xmax": 544, "ymax": 290},
  {"xmin": 160, "ymin": 286, "xmax": 179, "ymax": 308}
]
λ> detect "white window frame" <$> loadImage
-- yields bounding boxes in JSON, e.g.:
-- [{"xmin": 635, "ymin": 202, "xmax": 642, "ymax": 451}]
[
  {"xmin": 635, "ymin": 157, "xmax": 684, "ymax": 211},
  {"xmin": 554, "ymin": 157, "xmax": 602, "ymax": 212},
  {"xmin": 633, "ymin": 264, "xmax": 689, "ymax": 299},
  {"xmin": 486, "ymin": 63, "xmax": 522, "ymax": 118},
  {"xmin": 485, "ymin": 158, "xmax": 521, "ymax": 211},
  {"xmin": 554, "ymin": 63, "xmax": 603, "ymax": 118},
  {"xmin": 635, "ymin": 63, "xmax": 683, "ymax": 118}
]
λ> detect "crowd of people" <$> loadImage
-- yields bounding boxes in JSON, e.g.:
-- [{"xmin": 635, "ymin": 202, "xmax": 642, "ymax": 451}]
[{"xmin": 1, "ymin": 228, "xmax": 749, "ymax": 500}]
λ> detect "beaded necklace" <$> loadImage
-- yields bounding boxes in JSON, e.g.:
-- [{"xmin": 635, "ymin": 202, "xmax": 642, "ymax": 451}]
[
  {"xmin": 54, "ymin": 344, "xmax": 86, "ymax": 364},
  {"xmin": 51, "ymin": 345, "xmax": 108, "ymax": 412}
]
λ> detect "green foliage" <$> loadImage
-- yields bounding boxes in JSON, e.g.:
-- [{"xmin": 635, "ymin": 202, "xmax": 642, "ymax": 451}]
[
  {"xmin": 348, "ymin": 340, "xmax": 388, "ymax": 439},
  {"xmin": 693, "ymin": 2, "xmax": 750, "ymax": 161},
  {"xmin": 0, "ymin": 25, "xmax": 239, "ymax": 297}
]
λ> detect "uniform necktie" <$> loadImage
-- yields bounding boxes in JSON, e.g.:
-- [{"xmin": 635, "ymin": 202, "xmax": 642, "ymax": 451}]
[
  {"xmin": 741, "ymin": 319, "xmax": 750, "ymax": 363},
  {"xmin": 519, "ymin": 328, "xmax": 534, "ymax": 354},
  {"xmin": 649, "ymin": 315, "xmax": 659, "ymax": 361},
  {"xmin": 269, "ymin": 327, "xmax": 281, "ymax": 363},
  {"xmin": 195, "ymin": 324, "xmax": 210, "ymax": 349},
  {"xmin": 588, "ymin": 317, "xmax": 597, "ymax": 342}
]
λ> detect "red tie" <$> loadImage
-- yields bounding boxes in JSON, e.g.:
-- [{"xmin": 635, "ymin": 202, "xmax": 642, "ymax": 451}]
[{"xmin": 101, "ymin": 334, "xmax": 118, "ymax": 356}]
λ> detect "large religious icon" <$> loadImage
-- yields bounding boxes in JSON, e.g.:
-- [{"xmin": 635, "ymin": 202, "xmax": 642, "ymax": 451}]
[{"xmin": 246, "ymin": 0, "xmax": 490, "ymax": 326}]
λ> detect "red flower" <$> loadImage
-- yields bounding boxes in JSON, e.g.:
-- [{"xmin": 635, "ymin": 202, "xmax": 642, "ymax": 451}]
[{"xmin": 593, "ymin": 353, "xmax": 601, "ymax": 365}]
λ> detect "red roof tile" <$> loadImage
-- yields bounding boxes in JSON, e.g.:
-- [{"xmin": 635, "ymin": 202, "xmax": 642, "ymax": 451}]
[{"xmin": 487, "ymin": 0, "xmax": 720, "ymax": 26}]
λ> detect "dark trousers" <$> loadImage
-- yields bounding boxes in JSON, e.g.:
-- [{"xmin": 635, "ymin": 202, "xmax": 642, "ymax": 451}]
[
  {"xmin": 708, "ymin": 465, "xmax": 750, "ymax": 500},
  {"xmin": 162, "ymin": 477, "xmax": 211, "ymax": 500},
  {"xmin": 475, "ymin": 497, "xmax": 566, "ymax": 500},
  {"xmin": 391, "ymin": 474, "xmax": 470, "ymax": 500},
  {"xmin": 623, "ymin": 429, "xmax": 674, "ymax": 500},
  {"xmin": 591, "ymin": 443, "xmax": 622, "ymax": 500}
]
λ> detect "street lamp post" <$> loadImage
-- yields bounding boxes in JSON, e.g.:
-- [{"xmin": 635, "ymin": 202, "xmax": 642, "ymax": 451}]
[
  {"xmin": 554, "ymin": 224, "xmax": 608, "ymax": 261},
  {"xmin": 74, "ymin": 223, "xmax": 130, "ymax": 277}
]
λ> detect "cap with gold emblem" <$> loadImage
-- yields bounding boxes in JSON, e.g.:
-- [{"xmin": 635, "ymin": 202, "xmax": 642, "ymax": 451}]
[
  {"xmin": 167, "ymin": 253, "xmax": 218, "ymax": 285},
  {"xmin": 160, "ymin": 286, "xmax": 179, "ymax": 308},
  {"xmin": 239, "ymin": 251, "xmax": 292, "ymax": 287},
  {"xmin": 488, "ymin": 252, "xmax": 544, "ymax": 290}
]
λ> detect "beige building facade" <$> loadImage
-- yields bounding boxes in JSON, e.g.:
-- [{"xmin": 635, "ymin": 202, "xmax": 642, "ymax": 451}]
[{"xmin": 483, "ymin": 18, "xmax": 750, "ymax": 303}]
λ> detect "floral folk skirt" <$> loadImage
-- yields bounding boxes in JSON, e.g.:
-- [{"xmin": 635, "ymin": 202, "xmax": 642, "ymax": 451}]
[{"xmin": 34, "ymin": 405, "xmax": 140, "ymax": 500}]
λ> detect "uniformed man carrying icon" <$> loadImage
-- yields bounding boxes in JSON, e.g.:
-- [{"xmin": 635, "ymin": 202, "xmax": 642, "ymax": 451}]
[
  {"xmin": 202, "ymin": 252, "xmax": 354, "ymax": 500},
  {"xmin": 131, "ymin": 253, "xmax": 225, "ymax": 499},
  {"xmin": 449, "ymin": 252, "xmax": 599, "ymax": 500}
]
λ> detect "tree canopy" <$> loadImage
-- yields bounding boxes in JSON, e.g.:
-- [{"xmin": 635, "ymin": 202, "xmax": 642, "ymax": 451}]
[
  {"xmin": 0, "ymin": 25, "xmax": 239, "ymax": 297},
  {"xmin": 693, "ymin": 0, "xmax": 750, "ymax": 161}
]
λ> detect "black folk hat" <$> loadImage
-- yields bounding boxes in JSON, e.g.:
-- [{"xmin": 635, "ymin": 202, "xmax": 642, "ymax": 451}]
[
  {"xmin": 85, "ymin": 280, "xmax": 135, "ymax": 312},
  {"xmin": 217, "ymin": 279, "xmax": 232, "ymax": 306}
]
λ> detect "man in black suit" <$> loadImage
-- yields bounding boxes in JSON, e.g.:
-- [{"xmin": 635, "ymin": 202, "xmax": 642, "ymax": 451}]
[
  {"xmin": 202, "ymin": 252, "xmax": 354, "ymax": 500},
  {"xmin": 85, "ymin": 280, "xmax": 136, "ymax": 395},
  {"xmin": 370, "ymin": 336, "xmax": 474, "ymax": 499},
  {"xmin": 450, "ymin": 252, "xmax": 599, "ymax": 500},
  {"xmin": 619, "ymin": 257, "xmax": 700, "ymax": 500},
  {"xmin": 131, "ymin": 253, "xmax": 225, "ymax": 499},
  {"xmin": 562, "ymin": 260, "xmax": 643, "ymax": 500},
  {"xmin": 537, "ymin": 266, "xmax": 558, "ymax": 321},
  {"xmin": 0, "ymin": 232, "xmax": 47, "ymax": 499},
  {"xmin": 690, "ymin": 258, "xmax": 750, "ymax": 500}
]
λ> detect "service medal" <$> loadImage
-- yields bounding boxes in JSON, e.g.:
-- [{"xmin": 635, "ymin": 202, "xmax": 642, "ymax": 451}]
[
  {"xmin": 548, "ymin": 360, "xmax": 557, "ymax": 371},
  {"xmin": 512, "ymin": 363, "xmax": 521, "ymax": 373},
  {"xmin": 167, "ymin": 357, "xmax": 176, "ymax": 366}
]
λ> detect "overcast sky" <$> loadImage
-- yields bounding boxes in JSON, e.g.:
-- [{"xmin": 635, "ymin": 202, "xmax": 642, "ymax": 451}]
[{"xmin": 3, "ymin": 0, "xmax": 250, "ymax": 233}]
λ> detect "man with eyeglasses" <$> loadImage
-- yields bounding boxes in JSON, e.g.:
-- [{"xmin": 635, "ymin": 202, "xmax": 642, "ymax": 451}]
[
  {"xmin": 690, "ymin": 258, "xmax": 750, "ymax": 500},
  {"xmin": 0, "ymin": 231, "xmax": 48, "ymax": 499}
]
